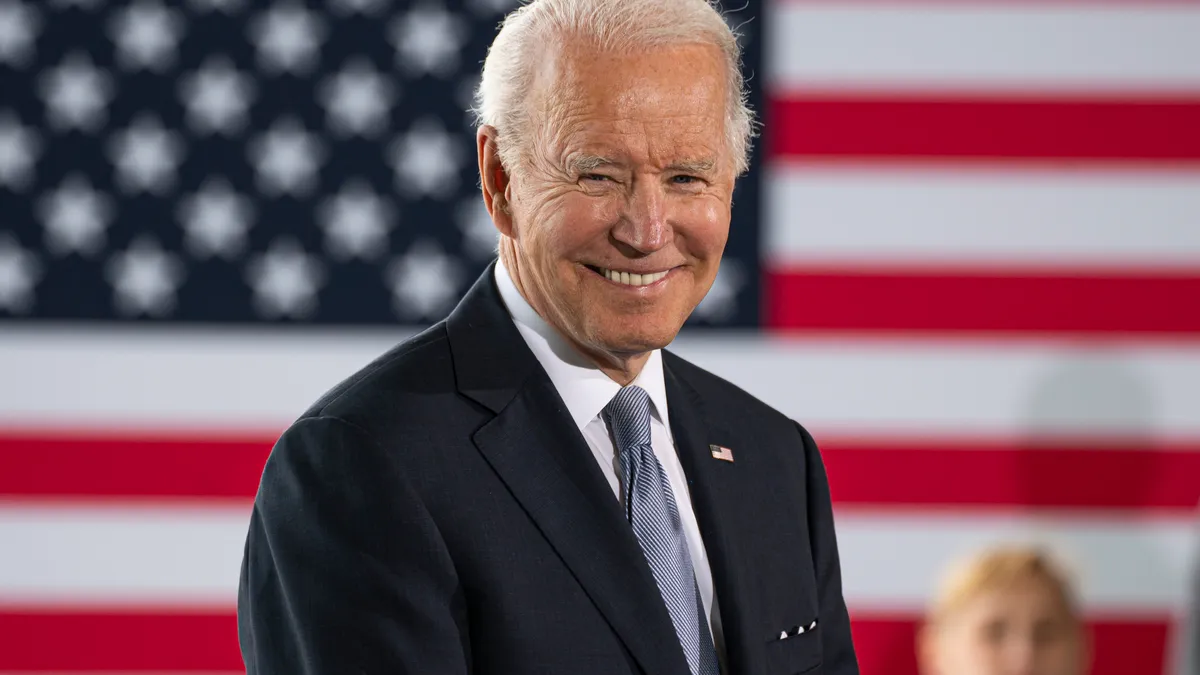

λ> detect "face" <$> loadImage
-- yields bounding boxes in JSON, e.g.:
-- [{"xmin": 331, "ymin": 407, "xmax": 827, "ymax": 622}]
[
  {"xmin": 482, "ymin": 41, "xmax": 735, "ymax": 363},
  {"xmin": 924, "ymin": 580, "xmax": 1088, "ymax": 675}
]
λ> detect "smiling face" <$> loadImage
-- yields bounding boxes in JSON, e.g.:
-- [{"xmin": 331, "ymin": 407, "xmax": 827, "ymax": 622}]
[{"xmin": 480, "ymin": 39, "xmax": 735, "ymax": 370}]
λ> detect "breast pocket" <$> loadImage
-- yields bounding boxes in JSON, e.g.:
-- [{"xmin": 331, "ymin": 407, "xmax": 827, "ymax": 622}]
[{"xmin": 763, "ymin": 616, "xmax": 822, "ymax": 674}]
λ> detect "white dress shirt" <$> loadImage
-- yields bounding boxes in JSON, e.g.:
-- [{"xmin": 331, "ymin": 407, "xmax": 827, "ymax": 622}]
[{"xmin": 494, "ymin": 261, "xmax": 726, "ymax": 667}]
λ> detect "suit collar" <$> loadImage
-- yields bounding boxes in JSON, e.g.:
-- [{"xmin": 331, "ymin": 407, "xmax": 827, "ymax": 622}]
[
  {"xmin": 446, "ymin": 264, "xmax": 764, "ymax": 674},
  {"xmin": 445, "ymin": 262, "xmax": 693, "ymax": 675},
  {"xmin": 491, "ymin": 260, "xmax": 673, "ymax": 435},
  {"xmin": 663, "ymin": 354, "xmax": 760, "ymax": 675},
  {"xmin": 444, "ymin": 261, "xmax": 541, "ymax": 415}
]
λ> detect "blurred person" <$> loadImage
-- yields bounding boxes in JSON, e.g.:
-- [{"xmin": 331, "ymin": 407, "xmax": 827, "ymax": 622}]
[
  {"xmin": 918, "ymin": 546, "xmax": 1090, "ymax": 675},
  {"xmin": 236, "ymin": 0, "xmax": 858, "ymax": 674},
  {"xmin": 1177, "ymin": 508, "xmax": 1200, "ymax": 675}
]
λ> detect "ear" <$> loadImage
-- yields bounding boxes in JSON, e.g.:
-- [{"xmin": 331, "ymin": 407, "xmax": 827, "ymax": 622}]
[{"xmin": 477, "ymin": 125, "xmax": 515, "ymax": 238}]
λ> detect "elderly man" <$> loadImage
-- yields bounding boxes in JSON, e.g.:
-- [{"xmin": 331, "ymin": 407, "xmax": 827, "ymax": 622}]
[{"xmin": 237, "ymin": 0, "xmax": 858, "ymax": 673}]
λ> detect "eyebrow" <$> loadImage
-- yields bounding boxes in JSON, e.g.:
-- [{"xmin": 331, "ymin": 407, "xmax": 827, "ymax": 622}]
[
  {"xmin": 567, "ymin": 155, "xmax": 717, "ymax": 174},
  {"xmin": 666, "ymin": 158, "xmax": 716, "ymax": 174},
  {"xmin": 567, "ymin": 155, "xmax": 621, "ymax": 174}
]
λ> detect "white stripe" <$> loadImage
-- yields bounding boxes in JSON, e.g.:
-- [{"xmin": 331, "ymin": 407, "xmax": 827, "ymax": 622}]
[
  {"xmin": 764, "ymin": 166, "xmax": 1200, "ymax": 266},
  {"xmin": 836, "ymin": 511, "xmax": 1199, "ymax": 613},
  {"xmin": 4, "ymin": 329, "xmax": 1200, "ymax": 437},
  {"xmin": 0, "ymin": 504, "xmax": 249, "ymax": 606},
  {"xmin": 2, "ymin": 505, "xmax": 1193, "ymax": 613},
  {"xmin": 769, "ymin": 6, "xmax": 1200, "ymax": 91},
  {"xmin": 672, "ymin": 338, "xmax": 1200, "ymax": 438},
  {"xmin": 0, "ymin": 327, "xmax": 405, "ymax": 430}
]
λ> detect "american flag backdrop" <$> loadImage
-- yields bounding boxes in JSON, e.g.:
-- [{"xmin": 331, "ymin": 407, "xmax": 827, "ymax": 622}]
[{"xmin": 1, "ymin": 0, "xmax": 1199, "ymax": 673}]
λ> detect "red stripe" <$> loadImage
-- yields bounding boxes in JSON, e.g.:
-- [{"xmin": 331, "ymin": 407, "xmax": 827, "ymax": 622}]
[
  {"xmin": 821, "ymin": 437, "xmax": 1200, "ymax": 510},
  {"xmin": 768, "ymin": 94, "xmax": 1200, "ymax": 160},
  {"xmin": 850, "ymin": 612, "xmax": 1171, "ymax": 675},
  {"xmin": 0, "ymin": 608, "xmax": 1170, "ymax": 674},
  {"xmin": 0, "ymin": 607, "xmax": 243, "ymax": 671},
  {"xmin": 0, "ymin": 430, "xmax": 273, "ymax": 500},
  {"xmin": 766, "ymin": 266, "xmax": 1200, "ymax": 334},
  {"xmin": 4, "ymin": 430, "xmax": 1199, "ymax": 512}
]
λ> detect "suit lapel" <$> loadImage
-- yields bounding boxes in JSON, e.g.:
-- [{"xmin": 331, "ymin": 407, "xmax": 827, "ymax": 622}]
[
  {"xmin": 664, "ymin": 355, "xmax": 761, "ymax": 675},
  {"xmin": 446, "ymin": 265, "xmax": 692, "ymax": 675}
]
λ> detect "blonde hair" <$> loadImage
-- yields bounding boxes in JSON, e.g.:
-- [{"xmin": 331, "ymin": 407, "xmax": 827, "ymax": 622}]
[
  {"xmin": 473, "ymin": 0, "xmax": 757, "ymax": 175},
  {"xmin": 927, "ymin": 545, "xmax": 1082, "ymax": 627}
]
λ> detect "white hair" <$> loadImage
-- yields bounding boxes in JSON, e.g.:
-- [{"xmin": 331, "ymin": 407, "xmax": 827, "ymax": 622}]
[{"xmin": 474, "ymin": 0, "xmax": 757, "ymax": 176}]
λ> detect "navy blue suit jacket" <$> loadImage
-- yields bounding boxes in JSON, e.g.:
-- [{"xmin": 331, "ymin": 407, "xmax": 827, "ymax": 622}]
[{"xmin": 237, "ymin": 262, "xmax": 860, "ymax": 675}]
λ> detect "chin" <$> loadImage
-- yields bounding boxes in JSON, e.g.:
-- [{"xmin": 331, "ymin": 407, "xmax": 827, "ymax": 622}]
[{"xmin": 592, "ymin": 320, "xmax": 681, "ymax": 355}]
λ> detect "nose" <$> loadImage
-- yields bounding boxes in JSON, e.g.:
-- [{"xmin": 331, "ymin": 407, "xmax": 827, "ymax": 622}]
[
  {"xmin": 611, "ymin": 176, "xmax": 671, "ymax": 254},
  {"xmin": 1003, "ymin": 638, "xmax": 1038, "ymax": 675}
]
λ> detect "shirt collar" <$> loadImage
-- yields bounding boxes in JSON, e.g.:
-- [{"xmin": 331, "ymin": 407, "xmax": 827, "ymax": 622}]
[{"xmin": 493, "ymin": 260, "xmax": 672, "ymax": 434}]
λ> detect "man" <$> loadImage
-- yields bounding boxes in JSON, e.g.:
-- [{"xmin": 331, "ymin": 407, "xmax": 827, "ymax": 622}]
[
  {"xmin": 1177, "ymin": 510, "xmax": 1200, "ymax": 675},
  {"xmin": 237, "ymin": 0, "xmax": 858, "ymax": 673}
]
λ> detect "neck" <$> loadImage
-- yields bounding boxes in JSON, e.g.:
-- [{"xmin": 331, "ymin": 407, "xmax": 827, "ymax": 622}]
[
  {"xmin": 591, "ymin": 350, "xmax": 650, "ymax": 387},
  {"xmin": 500, "ymin": 247, "xmax": 651, "ymax": 386}
]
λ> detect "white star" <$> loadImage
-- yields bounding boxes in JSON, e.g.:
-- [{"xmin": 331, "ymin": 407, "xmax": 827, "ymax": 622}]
[
  {"xmin": 0, "ymin": 0, "xmax": 40, "ymax": 68},
  {"xmin": 0, "ymin": 234, "xmax": 41, "ymax": 314},
  {"xmin": 318, "ymin": 58, "xmax": 396, "ymax": 138},
  {"xmin": 107, "ymin": 114, "xmax": 186, "ymax": 195},
  {"xmin": 37, "ymin": 174, "xmax": 113, "ymax": 257},
  {"xmin": 386, "ymin": 239, "xmax": 465, "ymax": 320},
  {"xmin": 108, "ymin": 0, "xmax": 183, "ymax": 73},
  {"xmin": 104, "ymin": 237, "xmax": 184, "ymax": 317},
  {"xmin": 0, "ymin": 111, "xmax": 41, "ymax": 191},
  {"xmin": 691, "ymin": 260, "xmax": 744, "ymax": 322},
  {"xmin": 179, "ymin": 56, "xmax": 257, "ymax": 136},
  {"xmin": 317, "ymin": 179, "xmax": 396, "ymax": 261},
  {"xmin": 388, "ymin": 118, "xmax": 463, "ymax": 198},
  {"xmin": 37, "ymin": 52, "xmax": 115, "ymax": 132},
  {"xmin": 178, "ymin": 178, "xmax": 254, "ymax": 259},
  {"xmin": 246, "ymin": 238, "xmax": 325, "ymax": 319},
  {"xmin": 389, "ymin": 4, "xmax": 465, "ymax": 78},
  {"xmin": 455, "ymin": 199, "xmax": 498, "ymax": 260},
  {"xmin": 188, "ymin": 0, "xmax": 245, "ymax": 14},
  {"xmin": 249, "ymin": 2, "xmax": 327, "ymax": 75},
  {"xmin": 248, "ymin": 117, "xmax": 325, "ymax": 197},
  {"xmin": 329, "ymin": 0, "xmax": 388, "ymax": 16}
]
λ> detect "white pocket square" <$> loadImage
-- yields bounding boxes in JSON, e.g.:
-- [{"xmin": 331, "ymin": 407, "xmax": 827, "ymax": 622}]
[{"xmin": 777, "ymin": 618, "xmax": 818, "ymax": 640}]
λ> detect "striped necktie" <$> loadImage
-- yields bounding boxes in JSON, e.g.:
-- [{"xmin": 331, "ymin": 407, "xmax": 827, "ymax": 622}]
[{"xmin": 604, "ymin": 385, "xmax": 721, "ymax": 675}]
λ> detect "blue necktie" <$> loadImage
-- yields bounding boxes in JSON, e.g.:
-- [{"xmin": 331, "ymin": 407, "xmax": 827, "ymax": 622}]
[{"xmin": 604, "ymin": 385, "xmax": 721, "ymax": 675}]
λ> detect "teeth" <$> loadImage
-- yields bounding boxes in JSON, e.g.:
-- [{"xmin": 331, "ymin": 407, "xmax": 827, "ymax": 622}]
[{"xmin": 601, "ymin": 268, "xmax": 668, "ymax": 286}]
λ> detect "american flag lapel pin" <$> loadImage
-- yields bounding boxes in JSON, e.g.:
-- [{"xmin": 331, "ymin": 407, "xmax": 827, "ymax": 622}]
[{"xmin": 709, "ymin": 444, "xmax": 734, "ymax": 462}]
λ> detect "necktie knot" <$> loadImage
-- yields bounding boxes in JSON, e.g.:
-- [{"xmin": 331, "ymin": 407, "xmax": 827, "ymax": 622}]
[{"xmin": 604, "ymin": 385, "xmax": 653, "ymax": 452}]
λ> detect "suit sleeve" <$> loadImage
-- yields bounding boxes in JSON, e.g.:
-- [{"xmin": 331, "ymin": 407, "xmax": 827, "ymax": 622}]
[
  {"xmin": 796, "ymin": 421, "xmax": 860, "ymax": 674},
  {"xmin": 238, "ymin": 415, "xmax": 470, "ymax": 675}
]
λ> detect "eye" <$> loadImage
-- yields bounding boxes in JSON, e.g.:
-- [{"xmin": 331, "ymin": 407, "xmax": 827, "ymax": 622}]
[
  {"xmin": 582, "ymin": 174, "xmax": 613, "ymax": 182},
  {"xmin": 671, "ymin": 175, "xmax": 701, "ymax": 185},
  {"xmin": 981, "ymin": 619, "xmax": 1007, "ymax": 645}
]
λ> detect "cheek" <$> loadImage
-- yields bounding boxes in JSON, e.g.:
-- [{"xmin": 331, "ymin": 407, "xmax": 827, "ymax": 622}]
[
  {"xmin": 675, "ymin": 198, "xmax": 730, "ymax": 255},
  {"xmin": 543, "ymin": 194, "xmax": 619, "ymax": 253}
]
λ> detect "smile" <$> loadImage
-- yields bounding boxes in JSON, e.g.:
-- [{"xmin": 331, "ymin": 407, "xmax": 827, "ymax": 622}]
[{"xmin": 584, "ymin": 265, "xmax": 671, "ymax": 287}]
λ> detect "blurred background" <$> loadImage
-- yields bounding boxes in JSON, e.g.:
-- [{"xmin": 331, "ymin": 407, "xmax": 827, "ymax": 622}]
[{"xmin": 1, "ymin": 0, "xmax": 1198, "ymax": 672}]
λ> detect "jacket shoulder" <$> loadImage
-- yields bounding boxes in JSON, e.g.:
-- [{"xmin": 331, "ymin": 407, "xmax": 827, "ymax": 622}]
[{"xmin": 298, "ymin": 321, "xmax": 456, "ymax": 425}]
